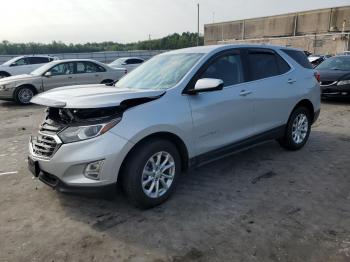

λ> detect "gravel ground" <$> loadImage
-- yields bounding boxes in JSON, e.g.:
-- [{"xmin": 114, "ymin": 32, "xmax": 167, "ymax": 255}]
[{"xmin": 0, "ymin": 100, "xmax": 349, "ymax": 262}]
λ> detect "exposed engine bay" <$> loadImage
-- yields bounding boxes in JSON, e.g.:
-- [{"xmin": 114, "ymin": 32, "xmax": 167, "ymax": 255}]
[{"xmin": 40, "ymin": 96, "xmax": 159, "ymax": 133}]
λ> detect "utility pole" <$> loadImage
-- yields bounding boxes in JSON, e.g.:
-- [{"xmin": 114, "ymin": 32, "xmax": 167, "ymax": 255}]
[
  {"xmin": 148, "ymin": 34, "xmax": 151, "ymax": 51},
  {"xmin": 197, "ymin": 3, "xmax": 200, "ymax": 46}
]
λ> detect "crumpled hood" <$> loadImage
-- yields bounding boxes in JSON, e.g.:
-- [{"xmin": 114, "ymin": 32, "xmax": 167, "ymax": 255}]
[
  {"xmin": 30, "ymin": 84, "xmax": 165, "ymax": 108},
  {"xmin": 0, "ymin": 74, "xmax": 40, "ymax": 83}
]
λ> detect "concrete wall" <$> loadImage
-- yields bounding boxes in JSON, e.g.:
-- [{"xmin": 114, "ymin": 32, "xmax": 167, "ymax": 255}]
[
  {"xmin": 218, "ymin": 33, "xmax": 350, "ymax": 55},
  {"xmin": 204, "ymin": 6, "xmax": 350, "ymax": 46}
]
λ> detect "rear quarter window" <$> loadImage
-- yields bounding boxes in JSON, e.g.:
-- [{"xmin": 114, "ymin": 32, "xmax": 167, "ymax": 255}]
[{"xmin": 282, "ymin": 49, "xmax": 313, "ymax": 69}]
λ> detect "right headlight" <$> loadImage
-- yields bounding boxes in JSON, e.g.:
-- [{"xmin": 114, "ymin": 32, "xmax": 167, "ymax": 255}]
[
  {"xmin": 58, "ymin": 118, "xmax": 121, "ymax": 143},
  {"xmin": 337, "ymin": 80, "xmax": 350, "ymax": 86}
]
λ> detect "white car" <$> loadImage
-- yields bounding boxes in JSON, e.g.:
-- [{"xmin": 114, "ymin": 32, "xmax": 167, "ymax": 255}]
[
  {"xmin": 28, "ymin": 45, "xmax": 320, "ymax": 208},
  {"xmin": 0, "ymin": 59, "xmax": 127, "ymax": 104},
  {"xmin": 0, "ymin": 55, "xmax": 58, "ymax": 78},
  {"xmin": 108, "ymin": 57, "xmax": 144, "ymax": 73}
]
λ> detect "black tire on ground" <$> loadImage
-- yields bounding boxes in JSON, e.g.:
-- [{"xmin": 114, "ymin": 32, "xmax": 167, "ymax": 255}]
[
  {"xmin": 101, "ymin": 79, "xmax": 114, "ymax": 85},
  {"xmin": 13, "ymin": 85, "xmax": 36, "ymax": 105},
  {"xmin": 278, "ymin": 106, "xmax": 312, "ymax": 151},
  {"xmin": 0, "ymin": 72, "xmax": 10, "ymax": 79},
  {"xmin": 121, "ymin": 139, "xmax": 181, "ymax": 209}
]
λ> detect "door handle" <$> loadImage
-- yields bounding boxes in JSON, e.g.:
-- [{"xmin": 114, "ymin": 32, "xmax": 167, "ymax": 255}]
[
  {"xmin": 239, "ymin": 90, "xmax": 252, "ymax": 96},
  {"xmin": 95, "ymin": 74, "xmax": 99, "ymax": 77},
  {"xmin": 68, "ymin": 76, "xmax": 73, "ymax": 79},
  {"xmin": 287, "ymin": 79, "xmax": 297, "ymax": 84}
]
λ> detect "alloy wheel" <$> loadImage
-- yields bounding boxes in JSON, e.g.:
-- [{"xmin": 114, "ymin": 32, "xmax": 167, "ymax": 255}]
[
  {"xmin": 141, "ymin": 151, "xmax": 175, "ymax": 198},
  {"xmin": 18, "ymin": 88, "xmax": 34, "ymax": 104},
  {"xmin": 292, "ymin": 113, "xmax": 308, "ymax": 144}
]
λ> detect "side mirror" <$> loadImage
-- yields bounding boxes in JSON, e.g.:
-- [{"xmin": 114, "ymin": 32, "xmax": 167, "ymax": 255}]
[
  {"xmin": 121, "ymin": 62, "xmax": 127, "ymax": 66},
  {"xmin": 189, "ymin": 78, "xmax": 224, "ymax": 94},
  {"xmin": 10, "ymin": 63, "xmax": 17, "ymax": 67},
  {"xmin": 44, "ymin": 71, "xmax": 52, "ymax": 77}
]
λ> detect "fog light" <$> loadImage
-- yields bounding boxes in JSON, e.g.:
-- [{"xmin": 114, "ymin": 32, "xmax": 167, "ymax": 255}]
[{"xmin": 84, "ymin": 160, "xmax": 104, "ymax": 180}]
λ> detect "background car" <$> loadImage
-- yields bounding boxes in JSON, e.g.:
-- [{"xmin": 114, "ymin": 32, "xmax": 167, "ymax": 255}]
[
  {"xmin": 308, "ymin": 54, "xmax": 332, "ymax": 68},
  {"xmin": 0, "ymin": 59, "xmax": 126, "ymax": 104},
  {"xmin": 316, "ymin": 55, "xmax": 350, "ymax": 99},
  {"xmin": 108, "ymin": 57, "xmax": 144, "ymax": 73},
  {"xmin": 0, "ymin": 55, "xmax": 58, "ymax": 78}
]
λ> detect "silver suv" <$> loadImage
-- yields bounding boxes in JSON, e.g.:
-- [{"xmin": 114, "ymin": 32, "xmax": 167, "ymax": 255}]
[{"xmin": 28, "ymin": 45, "xmax": 321, "ymax": 208}]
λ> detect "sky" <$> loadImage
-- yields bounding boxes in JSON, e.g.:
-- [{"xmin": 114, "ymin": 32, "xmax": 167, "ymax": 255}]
[{"xmin": 1, "ymin": 0, "xmax": 350, "ymax": 44}]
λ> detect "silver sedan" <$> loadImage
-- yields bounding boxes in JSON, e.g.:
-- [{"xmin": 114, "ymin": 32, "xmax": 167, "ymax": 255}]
[{"xmin": 0, "ymin": 59, "xmax": 126, "ymax": 104}]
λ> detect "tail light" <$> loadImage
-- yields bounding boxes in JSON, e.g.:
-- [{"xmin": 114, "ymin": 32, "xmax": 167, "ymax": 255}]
[{"xmin": 314, "ymin": 71, "xmax": 320, "ymax": 82}]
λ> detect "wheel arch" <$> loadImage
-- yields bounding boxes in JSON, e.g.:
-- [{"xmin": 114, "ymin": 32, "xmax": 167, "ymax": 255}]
[
  {"xmin": 0, "ymin": 71, "xmax": 11, "ymax": 77},
  {"xmin": 290, "ymin": 99, "xmax": 315, "ymax": 122},
  {"xmin": 119, "ymin": 131, "xmax": 190, "ymax": 177},
  {"xmin": 14, "ymin": 84, "xmax": 39, "ymax": 95}
]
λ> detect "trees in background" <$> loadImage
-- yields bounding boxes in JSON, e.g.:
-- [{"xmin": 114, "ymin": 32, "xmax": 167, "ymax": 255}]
[{"xmin": 0, "ymin": 32, "xmax": 204, "ymax": 55}]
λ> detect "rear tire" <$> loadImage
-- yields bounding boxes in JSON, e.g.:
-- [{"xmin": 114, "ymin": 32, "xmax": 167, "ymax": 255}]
[
  {"xmin": 14, "ymin": 86, "xmax": 36, "ymax": 105},
  {"xmin": 121, "ymin": 139, "xmax": 181, "ymax": 209},
  {"xmin": 101, "ymin": 79, "xmax": 114, "ymax": 86},
  {"xmin": 278, "ymin": 107, "xmax": 311, "ymax": 150}
]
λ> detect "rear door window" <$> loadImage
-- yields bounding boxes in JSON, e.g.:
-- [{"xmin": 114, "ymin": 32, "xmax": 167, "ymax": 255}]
[
  {"xmin": 247, "ymin": 51, "xmax": 281, "ymax": 81},
  {"xmin": 76, "ymin": 62, "xmax": 105, "ymax": 73},
  {"xmin": 27, "ymin": 57, "xmax": 50, "ymax": 64},
  {"xmin": 128, "ymin": 59, "xmax": 144, "ymax": 64},
  {"xmin": 200, "ymin": 53, "xmax": 244, "ymax": 87}
]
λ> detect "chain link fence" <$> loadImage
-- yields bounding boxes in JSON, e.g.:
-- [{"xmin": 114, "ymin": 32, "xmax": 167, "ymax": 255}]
[{"xmin": 0, "ymin": 50, "xmax": 166, "ymax": 64}]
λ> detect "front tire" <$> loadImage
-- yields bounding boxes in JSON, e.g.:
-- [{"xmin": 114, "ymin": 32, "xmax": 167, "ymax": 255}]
[
  {"xmin": 14, "ymin": 86, "xmax": 35, "ymax": 105},
  {"xmin": 121, "ymin": 139, "xmax": 181, "ymax": 209},
  {"xmin": 0, "ymin": 72, "xmax": 10, "ymax": 79},
  {"xmin": 278, "ymin": 107, "xmax": 311, "ymax": 150}
]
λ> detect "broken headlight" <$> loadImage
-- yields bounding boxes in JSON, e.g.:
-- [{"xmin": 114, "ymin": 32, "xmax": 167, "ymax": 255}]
[{"xmin": 58, "ymin": 118, "xmax": 121, "ymax": 143}]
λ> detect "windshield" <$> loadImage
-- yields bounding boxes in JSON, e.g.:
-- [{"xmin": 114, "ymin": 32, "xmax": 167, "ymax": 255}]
[
  {"xmin": 115, "ymin": 53, "xmax": 203, "ymax": 90},
  {"xmin": 2, "ymin": 57, "xmax": 22, "ymax": 66},
  {"xmin": 316, "ymin": 56, "xmax": 350, "ymax": 71},
  {"xmin": 30, "ymin": 62, "xmax": 56, "ymax": 75}
]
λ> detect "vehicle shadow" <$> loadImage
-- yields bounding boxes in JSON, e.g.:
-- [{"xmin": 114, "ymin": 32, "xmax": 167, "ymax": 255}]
[
  {"xmin": 321, "ymin": 97, "xmax": 350, "ymax": 105},
  {"xmin": 55, "ymin": 129, "xmax": 350, "ymax": 260},
  {"xmin": 0, "ymin": 100, "xmax": 42, "ymax": 109}
]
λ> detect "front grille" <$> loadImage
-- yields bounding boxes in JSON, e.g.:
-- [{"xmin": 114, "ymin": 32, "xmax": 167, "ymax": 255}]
[
  {"xmin": 320, "ymin": 81, "xmax": 337, "ymax": 86},
  {"xmin": 32, "ymin": 133, "xmax": 60, "ymax": 159}
]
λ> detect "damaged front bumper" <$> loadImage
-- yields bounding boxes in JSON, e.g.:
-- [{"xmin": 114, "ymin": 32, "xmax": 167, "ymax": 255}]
[{"xmin": 28, "ymin": 129, "xmax": 134, "ymax": 189}]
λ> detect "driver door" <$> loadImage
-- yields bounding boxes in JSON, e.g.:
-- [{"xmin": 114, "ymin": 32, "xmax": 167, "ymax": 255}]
[
  {"xmin": 187, "ymin": 50, "xmax": 255, "ymax": 156},
  {"xmin": 42, "ymin": 62, "xmax": 76, "ymax": 90}
]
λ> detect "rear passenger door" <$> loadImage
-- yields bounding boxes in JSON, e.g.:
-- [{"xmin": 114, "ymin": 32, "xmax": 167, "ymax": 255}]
[
  {"xmin": 74, "ymin": 61, "xmax": 105, "ymax": 84},
  {"xmin": 243, "ymin": 48, "xmax": 295, "ymax": 133},
  {"xmin": 187, "ymin": 50, "xmax": 255, "ymax": 155}
]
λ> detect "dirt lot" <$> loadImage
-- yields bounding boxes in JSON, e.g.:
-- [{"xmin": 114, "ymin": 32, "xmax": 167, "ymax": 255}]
[{"xmin": 0, "ymin": 100, "xmax": 349, "ymax": 262}]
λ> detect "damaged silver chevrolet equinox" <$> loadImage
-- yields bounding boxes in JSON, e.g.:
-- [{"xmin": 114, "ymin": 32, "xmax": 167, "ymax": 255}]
[{"xmin": 28, "ymin": 45, "xmax": 320, "ymax": 208}]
